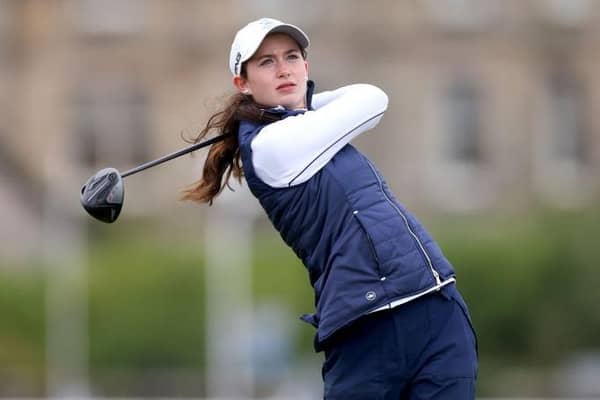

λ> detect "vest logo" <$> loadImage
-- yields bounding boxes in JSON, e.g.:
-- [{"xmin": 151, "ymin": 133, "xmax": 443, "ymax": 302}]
[{"xmin": 365, "ymin": 291, "xmax": 376, "ymax": 301}]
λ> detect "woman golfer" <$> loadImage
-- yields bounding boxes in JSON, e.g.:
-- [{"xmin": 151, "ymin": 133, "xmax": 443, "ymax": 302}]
[{"xmin": 183, "ymin": 17, "xmax": 478, "ymax": 399}]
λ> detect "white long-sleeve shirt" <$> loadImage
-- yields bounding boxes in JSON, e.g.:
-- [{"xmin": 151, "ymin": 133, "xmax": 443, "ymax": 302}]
[{"xmin": 250, "ymin": 84, "xmax": 389, "ymax": 187}]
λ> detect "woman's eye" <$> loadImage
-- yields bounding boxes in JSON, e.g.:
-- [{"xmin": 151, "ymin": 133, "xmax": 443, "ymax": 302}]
[
  {"xmin": 287, "ymin": 54, "xmax": 300, "ymax": 60},
  {"xmin": 259, "ymin": 59, "xmax": 273, "ymax": 66}
]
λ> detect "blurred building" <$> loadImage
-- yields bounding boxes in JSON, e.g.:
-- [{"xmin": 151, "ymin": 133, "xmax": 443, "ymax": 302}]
[{"xmin": 1, "ymin": 0, "xmax": 599, "ymax": 259}]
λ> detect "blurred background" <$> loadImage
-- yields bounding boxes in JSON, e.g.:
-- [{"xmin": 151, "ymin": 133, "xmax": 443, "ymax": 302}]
[{"xmin": 1, "ymin": 0, "xmax": 600, "ymax": 398}]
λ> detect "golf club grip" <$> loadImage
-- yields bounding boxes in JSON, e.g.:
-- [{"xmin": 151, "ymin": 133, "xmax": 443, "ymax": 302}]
[{"xmin": 121, "ymin": 134, "xmax": 231, "ymax": 178}]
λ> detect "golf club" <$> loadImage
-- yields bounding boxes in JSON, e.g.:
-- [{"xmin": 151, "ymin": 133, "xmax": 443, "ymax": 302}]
[{"xmin": 80, "ymin": 134, "xmax": 229, "ymax": 223}]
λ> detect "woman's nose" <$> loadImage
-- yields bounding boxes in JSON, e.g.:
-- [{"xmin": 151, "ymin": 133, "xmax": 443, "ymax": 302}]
[{"xmin": 277, "ymin": 67, "xmax": 291, "ymax": 78}]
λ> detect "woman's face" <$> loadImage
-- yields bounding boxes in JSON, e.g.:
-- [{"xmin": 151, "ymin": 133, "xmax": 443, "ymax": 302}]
[{"xmin": 234, "ymin": 33, "xmax": 309, "ymax": 110}]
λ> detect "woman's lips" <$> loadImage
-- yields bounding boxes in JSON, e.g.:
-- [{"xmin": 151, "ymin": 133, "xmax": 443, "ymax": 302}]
[{"xmin": 277, "ymin": 83, "xmax": 296, "ymax": 91}]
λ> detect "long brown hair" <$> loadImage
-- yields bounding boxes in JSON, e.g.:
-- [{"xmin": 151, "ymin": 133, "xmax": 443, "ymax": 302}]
[{"xmin": 180, "ymin": 75, "xmax": 280, "ymax": 204}]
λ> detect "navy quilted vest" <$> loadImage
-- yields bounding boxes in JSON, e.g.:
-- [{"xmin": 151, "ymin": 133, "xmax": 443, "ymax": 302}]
[{"xmin": 238, "ymin": 105, "xmax": 455, "ymax": 347}]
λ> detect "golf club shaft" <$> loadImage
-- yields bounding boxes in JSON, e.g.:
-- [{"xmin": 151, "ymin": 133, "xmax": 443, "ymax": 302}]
[{"xmin": 121, "ymin": 134, "xmax": 230, "ymax": 178}]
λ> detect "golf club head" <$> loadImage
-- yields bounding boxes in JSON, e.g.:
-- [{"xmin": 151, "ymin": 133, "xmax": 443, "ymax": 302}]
[{"xmin": 80, "ymin": 167, "xmax": 124, "ymax": 223}]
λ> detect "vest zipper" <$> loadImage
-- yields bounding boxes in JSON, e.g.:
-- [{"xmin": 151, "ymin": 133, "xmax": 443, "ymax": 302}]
[{"xmin": 365, "ymin": 160, "xmax": 442, "ymax": 286}]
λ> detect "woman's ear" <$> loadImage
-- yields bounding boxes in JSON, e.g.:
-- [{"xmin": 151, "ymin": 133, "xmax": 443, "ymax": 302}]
[{"xmin": 233, "ymin": 75, "xmax": 251, "ymax": 95}]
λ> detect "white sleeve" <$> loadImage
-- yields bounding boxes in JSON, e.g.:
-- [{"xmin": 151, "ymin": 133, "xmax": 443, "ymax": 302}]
[{"xmin": 250, "ymin": 84, "xmax": 389, "ymax": 187}]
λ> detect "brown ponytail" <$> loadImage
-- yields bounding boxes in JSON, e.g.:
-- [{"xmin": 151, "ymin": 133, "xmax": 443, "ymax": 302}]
[{"xmin": 181, "ymin": 90, "xmax": 280, "ymax": 205}]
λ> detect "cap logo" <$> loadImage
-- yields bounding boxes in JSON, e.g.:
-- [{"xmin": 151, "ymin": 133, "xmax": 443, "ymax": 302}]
[
  {"xmin": 259, "ymin": 19, "xmax": 275, "ymax": 29},
  {"xmin": 234, "ymin": 52, "xmax": 242, "ymax": 75}
]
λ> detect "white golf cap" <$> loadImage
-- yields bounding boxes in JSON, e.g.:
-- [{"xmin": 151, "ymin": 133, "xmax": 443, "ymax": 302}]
[{"xmin": 229, "ymin": 17, "xmax": 309, "ymax": 76}]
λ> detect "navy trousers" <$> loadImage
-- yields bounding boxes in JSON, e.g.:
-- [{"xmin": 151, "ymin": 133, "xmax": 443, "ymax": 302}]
[{"xmin": 321, "ymin": 284, "xmax": 478, "ymax": 399}]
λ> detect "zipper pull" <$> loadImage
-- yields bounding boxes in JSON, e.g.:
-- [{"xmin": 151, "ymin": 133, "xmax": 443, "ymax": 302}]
[{"xmin": 432, "ymin": 269, "xmax": 442, "ymax": 286}]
